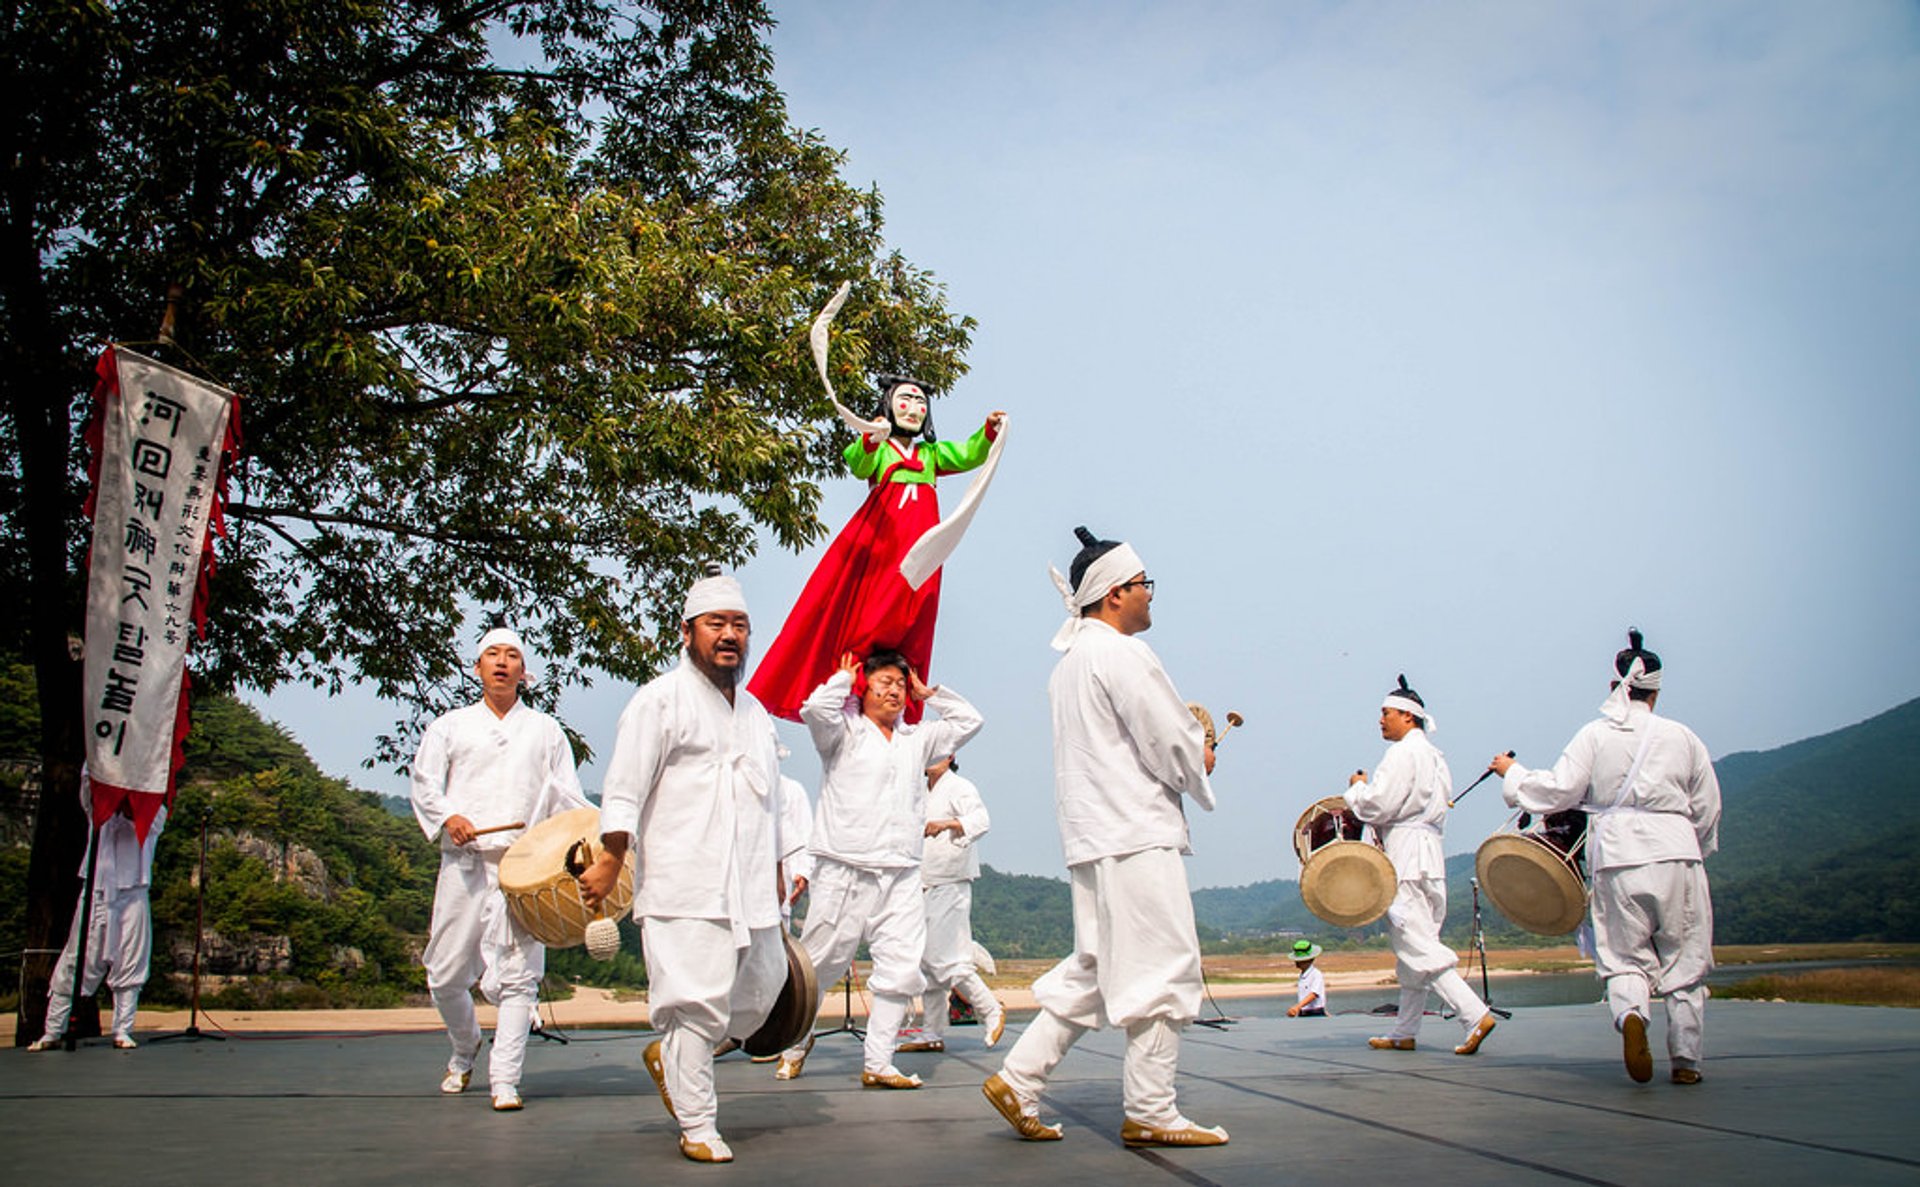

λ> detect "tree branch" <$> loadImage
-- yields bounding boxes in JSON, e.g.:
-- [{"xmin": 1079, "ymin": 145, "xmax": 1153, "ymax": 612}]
[{"xmin": 230, "ymin": 501, "xmax": 581, "ymax": 548}]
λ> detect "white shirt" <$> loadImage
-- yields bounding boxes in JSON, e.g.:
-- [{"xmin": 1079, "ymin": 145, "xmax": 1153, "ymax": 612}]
[
  {"xmin": 1344, "ymin": 727, "xmax": 1451, "ymax": 882},
  {"xmin": 600, "ymin": 661, "xmax": 782, "ymax": 931},
  {"xmin": 778, "ymin": 775, "xmax": 815, "ymax": 885},
  {"xmin": 1295, "ymin": 963, "xmax": 1326, "ymax": 1008},
  {"xmin": 1502, "ymin": 701, "xmax": 1720, "ymax": 872},
  {"xmin": 802, "ymin": 669, "xmax": 983, "ymax": 870},
  {"xmin": 410, "ymin": 698, "xmax": 589, "ymax": 854},
  {"xmin": 1048, "ymin": 618, "xmax": 1214, "ymax": 867},
  {"xmin": 921, "ymin": 769, "xmax": 991, "ymax": 886}
]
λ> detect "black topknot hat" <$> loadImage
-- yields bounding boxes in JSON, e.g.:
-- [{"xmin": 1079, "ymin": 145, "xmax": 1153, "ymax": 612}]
[
  {"xmin": 1388, "ymin": 673, "xmax": 1425, "ymax": 708},
  {"xmin": 1068, "ymin": 525, "xmax": 1123, "ymax": 592},
  {"xmin": 1614, "ymin": 627, "xmax": 1662, "ymax": 677}
]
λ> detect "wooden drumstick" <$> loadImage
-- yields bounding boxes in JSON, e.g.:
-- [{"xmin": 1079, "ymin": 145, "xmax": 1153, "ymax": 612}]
[
  {"xmin": 471, "ymin": 820, "xmax": 528, "ymax": 837},
  {"xmin": 1449, "ymin": 752, "xmax": 1515, "ymax": 808}
]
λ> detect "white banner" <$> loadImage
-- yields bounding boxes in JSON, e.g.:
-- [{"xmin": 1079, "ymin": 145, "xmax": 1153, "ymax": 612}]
[{"xmin": 82, "ymin": 347, "xmax": 236, "ymax": 836}]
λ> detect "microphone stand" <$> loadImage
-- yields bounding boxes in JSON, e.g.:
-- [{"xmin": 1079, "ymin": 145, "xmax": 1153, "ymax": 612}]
[
  {"xmin": 812, "ymin": 963, "xmax": 865, "ymax": 1042},
  {"xmin": 153, "ymin": 807, "xmax": 222, "ymax": 1043},
  {"xmin": 1469, "ymin": 878, "xmax": 1511, "ymax": 1021}
]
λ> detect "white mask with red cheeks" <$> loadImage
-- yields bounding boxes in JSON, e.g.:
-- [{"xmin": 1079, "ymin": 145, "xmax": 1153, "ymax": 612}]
[{"xmin": 889, "ymin": 384, "xmax": 927, "ymax": 434}]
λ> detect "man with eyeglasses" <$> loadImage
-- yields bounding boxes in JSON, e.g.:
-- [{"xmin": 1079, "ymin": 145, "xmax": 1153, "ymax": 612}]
[
  {"xmin": 983, "ymin": 526, "xmax": 1225, "ymax": 1148},
  {"xmin": 774, "ymin": 648, "xmax": 982, "ymax": 1088}
]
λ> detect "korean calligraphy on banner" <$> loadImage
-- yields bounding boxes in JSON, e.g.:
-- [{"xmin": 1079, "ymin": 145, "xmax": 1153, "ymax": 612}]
[{"xmin": 82, "ymin": 346, "xmax": 240, "ymax": 841}]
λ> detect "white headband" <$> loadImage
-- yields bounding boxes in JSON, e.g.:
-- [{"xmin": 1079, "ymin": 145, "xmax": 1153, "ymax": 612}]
[
  {"xmin": 1048, "ymin": 543, "xmax": 1146, "ymax": 651},
  {"xmin": 474, "ymin": 627, "xmax": 537, "ymax": 687},
  {"xmin": 1599, "ymin": 656, "xmax": 1662, "ymax": 724},
  {"xmin": 1381, "ymin": 693, "xmax": 1435, "ymax": 734},
  {"xmin": 683, "ymin": 571, "xmax": 749, "ymax": 621}
]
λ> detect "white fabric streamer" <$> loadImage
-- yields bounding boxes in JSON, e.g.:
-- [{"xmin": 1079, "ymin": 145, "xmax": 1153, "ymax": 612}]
[
  {"xmin": 809, "ymin": 281, "xmax": 888, "ymax": 440},
  {"xmin": 899, "ymin": 420, "xmax": 1007, "ymax": 589}
]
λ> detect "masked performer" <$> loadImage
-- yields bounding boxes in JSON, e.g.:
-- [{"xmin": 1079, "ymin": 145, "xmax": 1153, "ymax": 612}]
[
  {"xmin": 29, "ymin": 790, "xmax": 166, "ymax": 1051},
  {"xmin": 749, "ymin": 373, "xmax": 1005, "ymax": 724},
  {"xmin": 775, "ymin": 649, "xmax": 982, "ymax": 1087},
  {"xmin": 410, "ymin": 628, "xmax": 590, "ymax": 1111},
  {"xmin": 1492, "ymin": 630, "xmax": 1721, "ymax": 1085},
  {"xmin": 1345, "ymin": 676, "xmax": 1498, "ymax": 1056},
  {"xmin": 581, "ymin": 568, "xmax": 787, "ymax": 1163},
  {"xmin": 984, "ymin": 526, "xmax": 1226, "ymax": 1148}
]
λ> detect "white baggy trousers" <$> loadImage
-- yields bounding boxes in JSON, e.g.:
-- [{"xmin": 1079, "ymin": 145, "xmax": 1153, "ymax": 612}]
[
  {"xmin": 1381, "ymin": 877, "xmax": 1489, "ymax": 1040},
  {"xmin": 999, "ymin": 847, "xmax": 1198, "ymax": 1126},
  {"xmin": 1593, "ymin": 859, "xmax": 1713, "ymax": 1067},
  {"xmin": 783, "ymin": 859, "xmax": 927, "ymax": 1074},
  {"xmin": 424, "ymin": 849, "xmax": 543, "ymax": 1093},
  {"xmin": 43, "ymin": 886, "xmax": 152, "ymax": 1039},
  {"xmin": 642, "ymin": 917, "xmax": 785, "ymax": 1140}
]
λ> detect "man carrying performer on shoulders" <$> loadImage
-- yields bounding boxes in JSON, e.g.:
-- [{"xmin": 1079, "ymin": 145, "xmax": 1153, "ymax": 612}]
[
  {"xmin": 579, "ymin": 567, "xmax": 789, "ymax": 1163},
  {"xmin": 775, "ymin": 648, "xmax": 983, "ymax": 1088},
  {"xmin": 1491, "ymin": 629, "xmax": 1720, "ymax": 1085},
  {"xmin": 411, "ymin": 627, "xmax": 591, "ymax": 1112},
  {"xmin": 984, "ymin": 526, "xmax": 1226, "ymax": 1149},
  {"xmin": 900, "ymin": 753, "xmax": 1005, "ymax": 1053},
  {"xmin": 1346, "ymin": 676, "xmax": 1497, "ymax": 1056}
]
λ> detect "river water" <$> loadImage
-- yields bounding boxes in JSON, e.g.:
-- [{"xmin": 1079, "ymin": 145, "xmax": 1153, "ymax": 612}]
[{"xmin": 1212, "ymin": 958, "xmax": 1918, "ymax": 1020}]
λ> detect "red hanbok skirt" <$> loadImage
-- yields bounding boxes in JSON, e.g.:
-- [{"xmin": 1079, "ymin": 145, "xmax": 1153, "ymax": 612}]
[{"xmin": 748, "ymin": 481, "xmax": 942, "ymax": 722}]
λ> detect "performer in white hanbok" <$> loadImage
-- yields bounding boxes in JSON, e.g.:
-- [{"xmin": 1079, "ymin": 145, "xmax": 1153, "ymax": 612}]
[
  {"xmin": 30, "ymin": 790, "xmax": 166, "ymax": 1050},
  {"xmin": 411, "ymin": 627, "xmax": 590, "ymax": 1111},
  {"xmin": 985, "ymin": 526, "xmax": 1226, "ymax": 1149},
  {"xmin": 579, "ymin": 567, "xmax": 788, "ymax": 1164},
  {"xmin": 1346, "ymin": 675, "xmax": 1497, "ymax": 1055},
  {"xmin": 1492, "ymin": 629, "xmax": 1720, "ymax": 1085},
  {"xmin": 776, "ymin": 771, "xmax": 814, "ymax": 908},
  {"xmin": 902, "ymin": 754, "xmax": 1005, "ymax": 1052},
  {"xmin": 774, "ymin": 649, "xmax": 982, "ymax": 1087}
]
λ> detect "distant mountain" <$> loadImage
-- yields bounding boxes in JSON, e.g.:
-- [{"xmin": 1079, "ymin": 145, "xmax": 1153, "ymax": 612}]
[{"xmin": 1186, "ymin": 697, "xmax": 1920, "ymax": 945}]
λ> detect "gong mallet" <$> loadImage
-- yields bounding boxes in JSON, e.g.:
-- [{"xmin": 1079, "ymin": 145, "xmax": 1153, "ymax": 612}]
[
  {"xmin": 1449, "ymin": 752, "xmax": 1514, "ymax": 808},
  {"xmin": 1215, "ymin": 711, "xmax": 1245, "ymax": 747}
]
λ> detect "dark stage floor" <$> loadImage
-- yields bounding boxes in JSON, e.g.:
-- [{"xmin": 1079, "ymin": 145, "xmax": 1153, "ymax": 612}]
[{"xmin": 5, "ymin": 1001, "xmax": 1918, "ymax": 1186}]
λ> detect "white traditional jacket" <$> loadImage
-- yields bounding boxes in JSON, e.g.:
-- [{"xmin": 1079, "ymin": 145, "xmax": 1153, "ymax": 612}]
[
  {"xmin": 600, "ymin": 661, "xmax": 782, "ymax": 935},
  {"xmin": 921, "ymin": 769, "xmax": 991, "ymax": 886},
  {"xmin": 1502, "ymin": 701, "xmax": 1720, "ymax": 872},
  {"xmin": 1345, "ymin": 728, "xmax": 1451, "ymax": 883},
  {"xmin": 802, "ymin": 669, "xmax": 982, "ymax": 871},
  {"xmin": 410, "ymin": 699, "xmax": 588, "ymax": 854},
  {"xmin": 1048, "ymin": 618, "xmax": 1213, "ymax": 867}
]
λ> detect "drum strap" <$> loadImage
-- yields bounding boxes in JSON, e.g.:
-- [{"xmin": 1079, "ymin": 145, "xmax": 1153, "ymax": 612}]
[{"xmin": 1584, "ymin": 718, "xmax": 1659, "ymax": 869}]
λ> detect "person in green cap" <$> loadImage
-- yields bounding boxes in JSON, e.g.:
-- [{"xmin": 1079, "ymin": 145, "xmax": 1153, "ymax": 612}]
[{"xmin": 1286, "ymin": 940, "xmax": 1326, "ymax": 1018}]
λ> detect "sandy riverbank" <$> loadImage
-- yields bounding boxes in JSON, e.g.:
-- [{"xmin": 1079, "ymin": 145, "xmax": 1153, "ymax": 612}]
[{"xmin": 6, "ymin": 947, "xmax": 1584, "ymax": 1040}]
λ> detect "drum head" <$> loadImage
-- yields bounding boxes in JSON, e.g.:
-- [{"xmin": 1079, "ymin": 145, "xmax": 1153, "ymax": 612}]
[
  {"xmin": 1476, "ymin": 834, "xmax": 1588, "ymax": 936},
  {"xmin": 743, "ymin": 931, "xmax": 822, "ymax": 1057},
  {"xmin": 499, "ymin": 807, "xmax": 605, "ymax": 893},
  {"xmin": 1293, "ymin": 795, "xmax": 1359, "ymax": 865},
  {"xmin": 1300, "ymin": 841, "xmax": 1396, "ymax": 927}
]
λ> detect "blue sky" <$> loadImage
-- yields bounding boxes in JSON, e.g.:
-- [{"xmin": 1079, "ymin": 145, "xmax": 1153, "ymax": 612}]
[{"xmin": 256, "ymin": 1, "xmax": 1920, "ymax": 888}]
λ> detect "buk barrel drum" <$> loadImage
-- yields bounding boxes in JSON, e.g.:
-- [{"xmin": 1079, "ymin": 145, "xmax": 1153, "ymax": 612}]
[
  {"xmin": 1475, "ymin": 810, "xmax": 1589, "ymax": 936},
  {"xmin": 498, "ymin": 807, "xmax": 635, "ymax": 948},
  {"xmin": 743, "ymin": 930, "xmax": 822, "ymax": 1057},
  {"xmin": 1293, "ymin": 795, "xmax": 1396, "ymax": 928}
]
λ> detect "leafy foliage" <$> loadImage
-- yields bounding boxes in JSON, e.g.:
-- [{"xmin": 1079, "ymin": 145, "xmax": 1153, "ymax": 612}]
[
  {"xmin": 969, "ymin": 865, "xmax": 1073, "ymax": 959},
  {"xmin": 2, "ymin": 0, "xmax": 974, "ymax": 765}
]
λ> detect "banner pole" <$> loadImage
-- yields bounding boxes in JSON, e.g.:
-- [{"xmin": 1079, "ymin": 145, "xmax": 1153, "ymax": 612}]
[{"xmin": 62, "ymin": 817, "xmax": 104, "ymax": 1051}]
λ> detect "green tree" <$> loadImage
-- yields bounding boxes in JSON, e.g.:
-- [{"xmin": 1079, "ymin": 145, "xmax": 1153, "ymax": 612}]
[{"xmin": 3, "ymin": 0, "xmax": 971, "ymax": 1040}]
